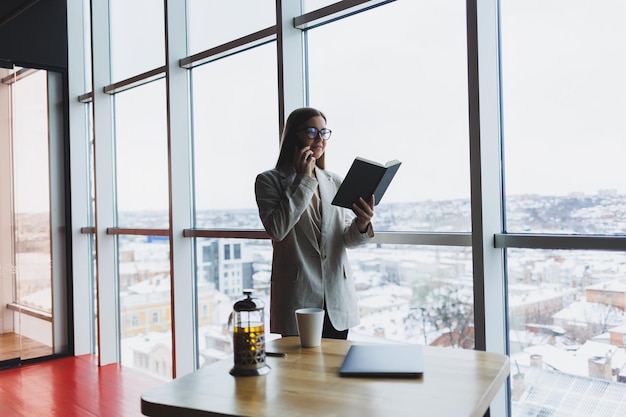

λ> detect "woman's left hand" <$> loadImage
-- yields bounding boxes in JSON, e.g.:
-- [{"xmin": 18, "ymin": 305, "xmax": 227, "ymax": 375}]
[{"xmin": 352, "ymin": 195, "xmax": 375, "ymax": 233}]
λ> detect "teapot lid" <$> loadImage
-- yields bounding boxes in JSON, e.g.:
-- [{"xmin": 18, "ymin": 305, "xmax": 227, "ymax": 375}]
[{"xmin": 233, "ymin": 289, "xmax": 264, "ymax": 312}]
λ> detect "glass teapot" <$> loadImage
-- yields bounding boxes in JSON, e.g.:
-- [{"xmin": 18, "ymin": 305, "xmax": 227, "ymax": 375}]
[{"xmin": 228, "ymin": 289, "xmax": 271, "ymax": 376}]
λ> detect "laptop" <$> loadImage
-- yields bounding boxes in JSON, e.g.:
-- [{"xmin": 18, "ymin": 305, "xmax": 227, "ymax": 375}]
[{"xmin": 338, "ymin": 344, "xmax": 424, "ymax": 378}]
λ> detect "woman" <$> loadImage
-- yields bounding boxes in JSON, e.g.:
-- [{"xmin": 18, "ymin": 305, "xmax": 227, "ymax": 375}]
[{"xmin": 254, "ymin": 107, "xmax": 375, "ymax": 339}]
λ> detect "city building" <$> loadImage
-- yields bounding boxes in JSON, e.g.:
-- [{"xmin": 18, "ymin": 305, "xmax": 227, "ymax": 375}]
[
  {"xmin": 196, "ymin": 238, "xmax": 254, "ymax": 297},
  {"xmin": 587, "ymin": 279, "xmax": 626, "ymax": 311}
]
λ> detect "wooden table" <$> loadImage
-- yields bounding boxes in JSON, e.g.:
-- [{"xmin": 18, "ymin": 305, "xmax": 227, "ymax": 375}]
[{"xmin": 141, "ymin": 337, "xmax": 510, "ymax": 417}]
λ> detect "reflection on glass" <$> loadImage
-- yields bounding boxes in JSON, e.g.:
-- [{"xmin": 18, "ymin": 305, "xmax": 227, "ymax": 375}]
[
  {"xmin": 307, "ymin": 1, "xmax": 471, "ymax": 232},
  {"xmin": 118, "ymin": 235, "xmax": 172, "ymax": 379},
  {"xmin": 508, "ymin": 249, "xmax": 626, "ymax": 416},
  {"xmin": 109, "ymin": 0, "xmax": 165, "ymax": 82},
  {"xmin": 114, "ymin": 80, "xmax": 169, "ymax": 227},
  {"xmin": 186, "ymin": 0, "xmax": 275, "ymax": 56},
  {"xmin": 13, "ymin": 72, "xmax": 51, "ymax": 283},
  {"xmin": 12, "ymin": 70, "xmax": 54, "ymax": 360},
  {"xmin": 191, "ymin": 43, "xmax": 278, "ymax": 225},
  {"xmin": 501, "ymin": 0, "xmax": 626, "ymax": 234},
  {"xmin": 0, "ymin": 69, "xmax": 56, "ymax": 362}
]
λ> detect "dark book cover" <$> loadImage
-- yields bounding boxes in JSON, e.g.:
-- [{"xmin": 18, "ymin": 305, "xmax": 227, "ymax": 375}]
[{"xmin": 331, "ymin": 157, "xmax": 401, "ymax": 208}]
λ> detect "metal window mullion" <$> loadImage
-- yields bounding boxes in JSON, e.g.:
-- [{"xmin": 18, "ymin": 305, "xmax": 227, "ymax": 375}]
[
  {"xmin": 293, "ymin": 0, "xmax": 395, "ymax": 30},
  {"xmin": 181, "ymin": 229, "xmax": 472, "ymax": 247},
  {"xmin": 165, "ymin": 0, "xmax": 196, "ymax": 378},
  {"xmin": 91, "ymin": 0, "xmax": 119, "ymax": 366},
  {"xmin": 179, "ymin": 27, "xmax": 276, "ymax": 70},
  {"xmin": 467, "ymin": 0, "xmax": 508, "ymax": 416},
  {"xmin": 102, "ymin": 66, "xmax": 166, "ymax": 95},
  {"xmin": 495, "ymin": 234, "xmax": 626, "ymax": 251}
]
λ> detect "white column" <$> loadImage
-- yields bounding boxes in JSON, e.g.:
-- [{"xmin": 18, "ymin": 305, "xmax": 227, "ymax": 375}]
[
  {"xmin": 67, "ymin": 0, "xmax": 94, "ymax": 356},
  {"xmin": 165, "ymin": 0, "xmax": 196, "ymax": 378},
  {"xmin": 91, "ymin": 0, "xmax": 120, "ymax": 365},
  {"xmin": 276, "ymin": 0, "xmax": 307, "ymax": 126}
]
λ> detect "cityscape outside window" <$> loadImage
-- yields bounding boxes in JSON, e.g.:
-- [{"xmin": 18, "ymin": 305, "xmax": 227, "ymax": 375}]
[
  {"xmin": 64, "ymin": 1, "xmax": 626, "ymax": 416},
  {"xmin": 500, "ymin": 1, "xmax": 626, "ymax": 414}
]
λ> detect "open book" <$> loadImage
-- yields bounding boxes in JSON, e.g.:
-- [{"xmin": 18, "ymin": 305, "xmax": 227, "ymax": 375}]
[{"xmin": 331, "ymin": 157, "xmax": 401, "ymax": 208}]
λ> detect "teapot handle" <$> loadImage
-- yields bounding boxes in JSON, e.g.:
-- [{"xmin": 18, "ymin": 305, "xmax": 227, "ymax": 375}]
[{"xmin": 227, "ymin": 312, "xmax": 234, "ymax": 337}]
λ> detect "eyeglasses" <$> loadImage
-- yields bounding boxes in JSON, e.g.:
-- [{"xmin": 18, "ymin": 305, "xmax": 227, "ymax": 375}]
[{"xmin": 298, "ymin": 127, "xmax": 332, "ymax": 140}]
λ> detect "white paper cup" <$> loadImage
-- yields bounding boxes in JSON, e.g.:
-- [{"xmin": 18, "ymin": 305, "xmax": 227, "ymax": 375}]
[{"xmin": 295, "ymin": 308, "xmax": 325, "ymax": 348}]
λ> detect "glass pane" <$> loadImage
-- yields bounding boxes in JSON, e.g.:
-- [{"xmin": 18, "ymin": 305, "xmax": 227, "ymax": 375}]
[
  {"xmin": 83, "ymin": 0, "xmax": 93, "ymax": 90},
  {"xmin": 12, "ymin": 71, "xmax": 54, "ymax": 360},
  {"xmin": 187, "ymin": 0, "xmax": 275, "ymax": 56},
  {"xmin": 118, "ymin": 235, "xmax": 172, "ymax": 380},
  {"xmin": 501, "ymin": 0, "xmax": 626, "ymax": 234},
  {"xmin": 348, "ymin": 244, "xmax": 473, "ymax": 347},
  {"xmin": 508, "ymin": 249, "xmax": 626, "ymax": 416},
  {"xmin": 191, "ymin": 43, "xmax": 278, "ymax": 227},
  {"xmin": 109, "ymin": 0, "xmax": 165, "ymax": 82},
  {"xmin": 196, "ymin": 238, "xmax": 272, "ymax": 367},
  {"xmin": 114, "ymin": 80, "xmax": 169, "ymax": 228},
  {"xmin": 110, "ymin": 78, "xmax": 164, "ymax": 374},
  {"xmin": 0, "ymin": 69, "xmax": 56, "ymax": 363},
  {"xmin": 307, "ymin": 0, "xmax": 470, "ymax": 232},
  {"xmin": 0, "ymin": 69, "xmax": 18, "ymax": 364},
  {"xmin": 197, "ymin": 238, "xmax": 474, "ymax": 368}
]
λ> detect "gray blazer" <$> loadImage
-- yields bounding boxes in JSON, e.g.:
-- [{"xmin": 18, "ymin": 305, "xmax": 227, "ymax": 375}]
[{"xmin": 255, "ymin": 165, "xmax": 374, "ymax": 335}]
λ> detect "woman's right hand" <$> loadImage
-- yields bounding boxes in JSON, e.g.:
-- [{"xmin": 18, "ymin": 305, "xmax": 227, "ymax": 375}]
[{"xmin": 293, "ymin": 146, "xmax": 316, "ymax": 177}]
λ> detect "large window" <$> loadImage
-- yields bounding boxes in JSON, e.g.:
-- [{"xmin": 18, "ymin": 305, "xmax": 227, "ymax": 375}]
[
  {"xmin": 0, "ymin": 68, "xmax": 68, "ymax": 364},
  {"xmin": 501, "ymin": 0, "xmax": 626, "ymax": 234},
  {"xmin": 500, "ymin": 1, "xmax": 626, "ymax": 415},
  {"xmin": 307, "ymin": 0, "xmax": 471, "ymax": 232},
  {"xmin": 186, "ymin": 0, "xmax": 275, "ymax": 56},
  {"xmin": 191, "ymin": 42, "xmax": 279, "ymax": 225},
  {"xmin": 507, "ymin": 249, "xmax": 626, "ymax": 416},
  {"xmin": 306, "ymin": 0, "xmax": 474, "ymax": 349},
  {"xmin": 114, "ymin": 80, "xmax": 169, "ymax": 227},
  {"xmin": 190, "ymin": 41, "xmax": 278, "ymax": 366},
  {"xmin": 11, "ymin": 71, "xmax": 52, "ymax": 315},
  {"xmin": 113, "ymin": 80, "xmax": 170, "ymax": 377},
  {"xmin": 347, "ymin": 244, "xmax": 474, "ymax": 346},
  {"xmin": 108, "ymin": 0, "xmax": 165, "ymax": 82},
  {"xmin": 118, "ymin": 235, "xmax": 172, "ymax": 380},
  {"xmin": 67, "ymin": 1, "xmax": 626, "ymax": 416}
]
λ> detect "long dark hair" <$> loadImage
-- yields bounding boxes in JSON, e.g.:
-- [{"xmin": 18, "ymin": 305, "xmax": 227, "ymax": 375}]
[{"xmin": 275, "ymin": 107, "xmax": 327, "ymax": 170}]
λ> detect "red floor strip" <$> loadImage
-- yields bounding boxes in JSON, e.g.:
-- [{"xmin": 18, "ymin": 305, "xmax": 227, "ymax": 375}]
[{"xmin": 0, "ymin": 355, "xmax": 163, "ymax": 417}]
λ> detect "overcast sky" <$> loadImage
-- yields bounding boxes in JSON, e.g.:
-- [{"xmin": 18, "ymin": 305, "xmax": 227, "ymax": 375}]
[{"xmin": 13, "ymin": 1, "xmax": 626, "ymax": 213}]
